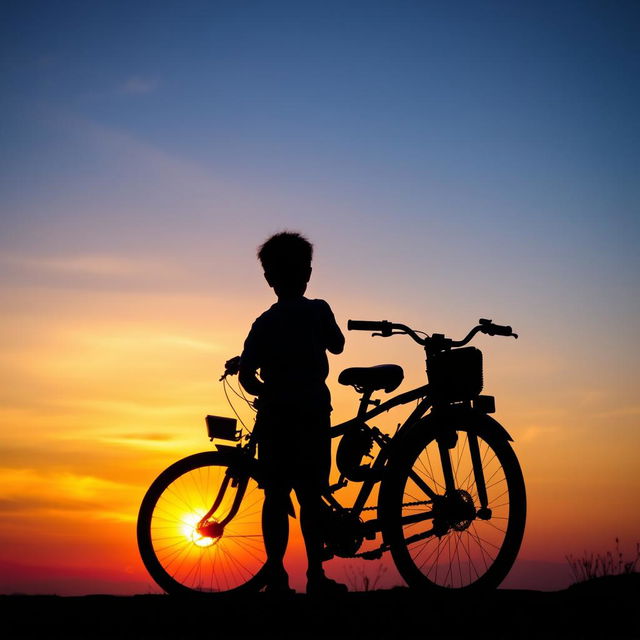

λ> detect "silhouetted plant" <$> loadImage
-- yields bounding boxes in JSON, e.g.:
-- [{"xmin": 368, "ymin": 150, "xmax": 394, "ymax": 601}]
[
  {"xmin": 344, "ymin": 563, "xmax": 388, "ymax": 591},
  {"xmin": 566, "ymin": 538, "xmax": 640, "ymax": 583}
]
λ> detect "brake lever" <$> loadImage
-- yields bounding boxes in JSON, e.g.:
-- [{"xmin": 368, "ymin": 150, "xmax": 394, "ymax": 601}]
[
  {"xmin": 220, "ymin": 355, "xmax": 241, "ymax": 380},
  {"xmin": 479, "ymin": 319, "xmax": 519, "ymax": 340}
]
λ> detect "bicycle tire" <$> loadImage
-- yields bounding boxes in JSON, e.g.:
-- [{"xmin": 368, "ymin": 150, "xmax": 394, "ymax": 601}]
[
  {"xmin": 379, "ymin": 414, "xmax": 526, "ymax": 591},
  {"xmin": 137, "ymin": 451, "xmax": 268, "ymax": 595}
]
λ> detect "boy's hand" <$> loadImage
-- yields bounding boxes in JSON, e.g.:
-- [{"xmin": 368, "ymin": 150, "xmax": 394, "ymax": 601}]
[{"xmin": 221, "ymin": 355, "xmax": 241, "ymax": 380}]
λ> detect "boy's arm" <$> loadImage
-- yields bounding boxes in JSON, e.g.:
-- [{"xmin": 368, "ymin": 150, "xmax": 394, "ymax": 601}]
[
  {"xmin": 322, "ymin": 301, "xmax": 345, "ymax": 355},
  {"xmin": 238, "ymin": 364, "xmax": 264, "ymax": 397},
  {"xmin": 238, "ymin": 320, "xmax": 265, "ymax": 396}
]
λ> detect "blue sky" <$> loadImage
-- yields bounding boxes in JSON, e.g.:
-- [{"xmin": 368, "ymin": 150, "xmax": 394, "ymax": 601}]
[
  {"xmin": 2, "ymin": 1, "xmax": 638, "ymax": 337},
  {"xmin": 3, "ymin": 1, "xmax": 638, "ymax": 212}
]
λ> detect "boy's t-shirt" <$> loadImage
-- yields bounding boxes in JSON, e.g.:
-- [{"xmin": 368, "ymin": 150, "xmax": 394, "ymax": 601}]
[{"xmin": 241, "ymin": 297, "xmax": 343, "ymax": 413}]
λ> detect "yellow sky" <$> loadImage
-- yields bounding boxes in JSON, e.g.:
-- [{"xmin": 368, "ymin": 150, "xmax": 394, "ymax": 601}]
[{"xmin": 1, "ymin": 264, "xmax": 638, "ymax": 593}]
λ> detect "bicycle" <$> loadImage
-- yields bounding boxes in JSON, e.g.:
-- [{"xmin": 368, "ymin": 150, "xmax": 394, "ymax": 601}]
[{"xmin": 137, "ymin": 318, "xmax": 526, "ymax": 594}]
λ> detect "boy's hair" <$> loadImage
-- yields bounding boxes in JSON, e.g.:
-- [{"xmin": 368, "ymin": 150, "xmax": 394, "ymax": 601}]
[{"xmin": 258, "ymin": 231, "xmax": 313, "ymax": 276}]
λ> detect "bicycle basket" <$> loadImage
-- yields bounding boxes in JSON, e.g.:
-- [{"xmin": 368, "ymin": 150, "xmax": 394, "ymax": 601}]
[
  {"xmin": 205, "ymin": 415, "xmax": 240, "ymax": 441},
  {"xmin": 427, "ymin": 347, "xmax": 483, "ymax": 402}
]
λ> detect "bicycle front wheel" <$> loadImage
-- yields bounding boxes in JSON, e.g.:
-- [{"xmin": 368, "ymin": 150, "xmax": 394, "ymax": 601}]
[
  {"xmin": 137, "ymin": 451, "xmax": 268, "ymax": 594},
  {"xmin": 380, "ymin": 415, "xmax": 526, "ymax": 591}
]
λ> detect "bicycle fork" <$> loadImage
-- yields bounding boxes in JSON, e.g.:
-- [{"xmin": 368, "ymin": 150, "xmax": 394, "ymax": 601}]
[
  {"xmin": 466, "ymin": 431, "xmax": 492, "ymax": 519},
  {"xmin": 435, "ymin": 429, "xmax": 489, "ymax": 505},
  {"xmin": 401, "ymin": 429, "xmax": 493, "ymax": 545},
  {"xmin": 434, "ymin": 430, "xmax": 492, "ymax": 528},
  {"xmin": 196, "ymin": 467, "xmax": 249, "ymax": 540}
]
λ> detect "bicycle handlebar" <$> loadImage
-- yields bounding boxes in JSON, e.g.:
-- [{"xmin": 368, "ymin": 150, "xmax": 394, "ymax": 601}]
[
  {"xmin": 478, "ymin": 318, "xmax": 514, "ymax": 336},
  {"xmin": 347, "ymin": 320, "xmax": 392, "ymax": 333},
  {"xmin": 348, "ymin": 317, "xmax": 518, "ymax": 347},
  {"xmin": 348, "ymin": 319, "xmax": 423, "ymax": 343}
]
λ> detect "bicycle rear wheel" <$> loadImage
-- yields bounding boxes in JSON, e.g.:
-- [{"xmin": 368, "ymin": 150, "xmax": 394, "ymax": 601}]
[
  {"xmin": 137, "ymin": 451, "xmax": 267, "ymax": 594},
  {"xmin": 380, "ymin": 414, "xmax": 526, "ymax": 591}
]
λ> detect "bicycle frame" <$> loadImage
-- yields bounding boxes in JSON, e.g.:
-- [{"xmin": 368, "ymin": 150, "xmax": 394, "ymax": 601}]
[
  {"xmin": 140, "ymin": 318, "xmax": 523, "ymax": 593},
  {"xmin": 325, "ymin": 384, "xmax": 503, "ymax": 545},
  {"xmin": 204, "ymin": 384, "xmax": 500, "ymax": 561},
  {"xmin": 326, "ymin": 384, "xmax": 431, "ymax": 518},
  {"xmin": 204, "ymin": 318, "xmax": 519, "ymax": 555}
]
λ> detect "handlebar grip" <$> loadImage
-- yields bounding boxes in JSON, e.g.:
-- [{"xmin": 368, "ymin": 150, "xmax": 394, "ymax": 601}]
[
  {"xmin": 348, "ymin": 319, "xmax": 389, "ymax": 332},
  {"xmin": 489, "ymin": 324, "xmax": 514, "ymax": 336}
]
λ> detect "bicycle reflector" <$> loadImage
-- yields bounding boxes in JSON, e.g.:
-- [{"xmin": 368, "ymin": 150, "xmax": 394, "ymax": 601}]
[{"xmin": 205, "ymin": 415, "xmax": 240, "ymax": 441}]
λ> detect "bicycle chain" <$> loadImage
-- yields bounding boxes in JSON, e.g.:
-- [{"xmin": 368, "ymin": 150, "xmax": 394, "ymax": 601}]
[
  {"xmin": 360, "ymin": 499, "xmax": 432, "ymax": 512},
  {"xmin": 348, "ymin": 500, "xmax": 432, "ymax": 559}
]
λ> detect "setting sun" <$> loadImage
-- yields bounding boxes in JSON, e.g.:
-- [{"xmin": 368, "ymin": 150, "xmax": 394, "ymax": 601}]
[
  {"xmin": 181, "ymin": 513, "xmax": 219, "ymax": 548},
  {"xmin": 137, "ymin": 455, "xmax": 267, "ymax": 593}
]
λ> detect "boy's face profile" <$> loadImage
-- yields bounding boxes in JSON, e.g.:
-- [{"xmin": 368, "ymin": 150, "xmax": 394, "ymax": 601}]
[{"xmin": 258, "ymin": 231, "xmax": 314, "ymax": 300}]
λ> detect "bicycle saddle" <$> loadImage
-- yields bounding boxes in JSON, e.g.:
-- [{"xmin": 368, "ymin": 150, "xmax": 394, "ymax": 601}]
[{"xmin": 338, "ymin": 364, "xmax": 404, "ymax": 393}]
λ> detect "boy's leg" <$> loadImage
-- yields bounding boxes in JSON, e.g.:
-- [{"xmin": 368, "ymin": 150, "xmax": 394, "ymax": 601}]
[
  {"xmin": 296, "ymin": 488, "xmax": 324, "ymax": 577},
  {"xmin": 262, "ymin": 485, "xmax": 292, "ymax": 588},
  {"xmin": 294, "ymin": 416, "xmax": 348, "ymax": 594},
  {"xmin": 297, "ymin": 486, "xmax": 348, "ymax": 594},
  {"xmin": 257, "ymin": 414, "xmax": 294, "ymax": 591}
]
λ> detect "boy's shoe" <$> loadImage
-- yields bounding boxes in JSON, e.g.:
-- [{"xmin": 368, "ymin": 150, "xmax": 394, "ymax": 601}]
[
  {"xmin": 264, "ymin": 566, "xmax": 296, "ymax": 595},
  {"xmin": 306, "ymin": 575, "xmax": 348, "ymax": 596},
  {"xmin": 264, "ymin": 581, "xmax": 296, "ymax": 595}
]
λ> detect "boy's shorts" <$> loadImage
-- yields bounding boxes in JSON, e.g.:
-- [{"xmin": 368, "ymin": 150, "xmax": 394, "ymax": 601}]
[{"xmin": 255, "ymin": 408, "xmax": 331, "ymax": 495}]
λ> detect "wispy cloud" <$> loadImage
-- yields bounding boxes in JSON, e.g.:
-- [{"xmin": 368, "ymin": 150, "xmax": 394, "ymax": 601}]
[
  {"xmin": 518, "ymin": 425, "xmax": 559, "ymax": 443},
  {"xmin": 87, "ymin": 331, "xmax": 221, "ymax": 352},
  {"xmin": 0, "ymin": 252, "xmax": 177, "ymax": 278},
  {"xmin": 0, "ymin": 467, "xmax": 135, "ymax": 519},
  {"xmin": 114, "ymin": 432, "xmax": 174, "ymax": 441},
  {"xmin": 118, "ymin": 75, "xmax": 160, "ymax": 95},
  {"xmin": 594, "ymin": 405, "xmax": 640, "ymax": 419},
  {"xmin": 0, "ymin": 251, "xmax": 195, "ymax": 298},
  {"xmin": 97, "ymin": 435, "xmax": 177, "ymax": 450}
]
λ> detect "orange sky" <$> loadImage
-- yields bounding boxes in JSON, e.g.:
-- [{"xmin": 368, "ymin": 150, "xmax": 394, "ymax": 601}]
[{"xmin": 1, "ymin": 271, "xmax": 638, "ymax": 594}]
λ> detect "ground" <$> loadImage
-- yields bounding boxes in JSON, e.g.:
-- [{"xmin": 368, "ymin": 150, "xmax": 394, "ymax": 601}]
[{"xmin": 1, "ymin": 574, "xmax": 638, "ymax": 639}]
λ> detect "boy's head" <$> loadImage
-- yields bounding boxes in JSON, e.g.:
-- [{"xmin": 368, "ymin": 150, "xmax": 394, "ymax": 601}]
[{"xmin": 258, "ymin": 231, "xmax": 313, "ymax": 299}]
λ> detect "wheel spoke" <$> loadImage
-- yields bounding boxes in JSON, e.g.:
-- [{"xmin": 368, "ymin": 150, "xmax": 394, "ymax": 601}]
[
  {"xmin": 138, "ymin": 454, "xmax": 267, "ymax": 594},
  {"xmin": 390, "ymin": 424, "xmax": 525, "ymax": 591}
]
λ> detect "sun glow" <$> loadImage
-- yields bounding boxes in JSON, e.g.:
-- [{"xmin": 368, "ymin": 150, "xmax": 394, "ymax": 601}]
[{"xmin": 181, "ymin": 513, "xmax": 219, "ymax": 548}]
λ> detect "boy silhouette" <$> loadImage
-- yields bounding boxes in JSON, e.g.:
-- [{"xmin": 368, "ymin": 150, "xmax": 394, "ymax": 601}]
[{"xmin": 239, "ymin": 231, "xmax": 347, "ymax": 594}]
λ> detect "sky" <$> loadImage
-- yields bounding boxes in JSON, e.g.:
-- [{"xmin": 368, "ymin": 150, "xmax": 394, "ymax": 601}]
[{"xmin": 1, "ymin": 0, "xmax": 639, "ymax": 594}]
